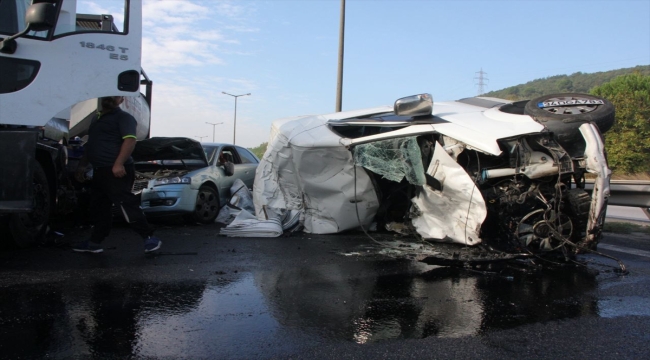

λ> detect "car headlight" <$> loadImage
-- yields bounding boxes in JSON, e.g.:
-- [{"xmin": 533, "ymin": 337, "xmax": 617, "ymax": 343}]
[{"xmin": 153, "ymin": 176, "xmax": 192, "ymax": 186}]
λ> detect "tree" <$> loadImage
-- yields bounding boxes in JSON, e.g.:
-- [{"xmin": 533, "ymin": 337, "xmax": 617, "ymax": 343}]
[
  {"xmin": 248, "ymin": 142, "xmax": 268, "ymax": 160},
  {"xmin": 590, "ymin": 73, "xmax": 650, "ymax": 175},
  {"xmin": 556, "ymin": 78, "xmax": 573, "ymax": 92}
]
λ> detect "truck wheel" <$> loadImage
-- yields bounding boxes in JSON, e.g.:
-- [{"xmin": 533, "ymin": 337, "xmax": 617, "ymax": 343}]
[
  {"xmin": 524, "ymin": 93, "xmax": 615, "ymax": 156},
  {"xmin": 8, "ymin": 162, "xmax": 51, "ymax": 247},
  {"xmin": 187, "ymin": 185, "xmax": 220, "ymax": 224}
]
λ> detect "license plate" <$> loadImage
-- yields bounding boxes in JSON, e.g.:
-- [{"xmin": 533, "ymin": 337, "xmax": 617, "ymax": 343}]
[{"xmin": 538, "ymin": 99, "xmax": 604, "ymax": 108}]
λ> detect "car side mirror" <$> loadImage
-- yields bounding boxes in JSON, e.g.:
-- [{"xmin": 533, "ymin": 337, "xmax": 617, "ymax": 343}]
[{"xmin": 223, "ymin": 162, "xmax": 234, "ymax": 176}]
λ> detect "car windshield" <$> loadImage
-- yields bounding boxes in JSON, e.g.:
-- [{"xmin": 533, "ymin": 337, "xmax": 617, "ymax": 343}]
[{"xmin": 203, "ymin": 145, "xmax": 217, "ymax": 163}]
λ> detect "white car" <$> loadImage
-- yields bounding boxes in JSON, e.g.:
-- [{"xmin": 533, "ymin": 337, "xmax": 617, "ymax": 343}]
[
  {"xmin": 253, "ymin": 93, "xmax": 615, "ymax": 257},
  {"xmin": 132, "ymin": 138, "xmax": 259, "ymax": 223}
]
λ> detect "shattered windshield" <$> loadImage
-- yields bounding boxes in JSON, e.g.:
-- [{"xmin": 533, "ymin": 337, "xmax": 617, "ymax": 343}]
[{"xmin": 353, "ymin": 136, "xmax": 425, "ymax": 185}]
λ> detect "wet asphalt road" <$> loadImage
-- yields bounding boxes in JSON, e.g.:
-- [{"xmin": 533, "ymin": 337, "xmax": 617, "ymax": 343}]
[{"xmin": 1, "ymin": 220, "xmax": 650, "ymax": 359}]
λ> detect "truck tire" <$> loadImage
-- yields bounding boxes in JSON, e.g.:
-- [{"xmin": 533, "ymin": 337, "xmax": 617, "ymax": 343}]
[
  {"xmin": 524, "ymin": 93, "xmax": 615, "ymax": 156},
  {"xmin": 8, "ymin": 162, "xmax": 51, "ymax": 247}
]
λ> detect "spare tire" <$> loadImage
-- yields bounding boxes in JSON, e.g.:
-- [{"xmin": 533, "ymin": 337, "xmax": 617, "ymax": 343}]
[{"xmin": 524, "ymin": 93, "xmax": 614, "ymax": 156}]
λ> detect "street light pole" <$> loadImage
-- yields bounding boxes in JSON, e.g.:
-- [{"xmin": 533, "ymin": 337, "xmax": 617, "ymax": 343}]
[
  {"xmin": 205, "ymin": 122, "xmax": 223, "ymax": 142},
  {"xmin": 335, "ymin": 0, "xmax": 345, "ymax": 112},
  {"xmin": 195, "ymin": 135, "xmax": 208, "ymax": 142},
  {"xmin": 222, "ymin": 92, "xmax": 251, "ymax": 145}
]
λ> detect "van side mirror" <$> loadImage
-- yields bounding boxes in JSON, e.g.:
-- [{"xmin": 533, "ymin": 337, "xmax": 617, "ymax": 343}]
[{"xmin": 394, "ymin": 93, "xmax": 433, "ymax": 117}]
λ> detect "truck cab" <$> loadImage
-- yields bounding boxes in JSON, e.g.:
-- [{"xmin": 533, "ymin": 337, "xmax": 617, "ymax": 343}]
[{"xmin": 0, "ymin": 0, "xmax": 149, "ymax": 246}]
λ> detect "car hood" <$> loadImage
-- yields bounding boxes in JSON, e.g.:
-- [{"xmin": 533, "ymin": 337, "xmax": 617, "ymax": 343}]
[{"xmin": 132, "ymin": 137, "xmax": 209, "ymax": 166}]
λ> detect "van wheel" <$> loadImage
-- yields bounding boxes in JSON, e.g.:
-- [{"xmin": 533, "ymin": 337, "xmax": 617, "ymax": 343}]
[
  {"xmin": 188, "ymin": 185, "xmax": 220, "ymax": 224},
  {"xmin": 524, "ymin": 93, "xmax": 615, "ymax": 156},
  {"xmin": 8, "ymin": 162, "xmax": 51, "ymax": 247}
]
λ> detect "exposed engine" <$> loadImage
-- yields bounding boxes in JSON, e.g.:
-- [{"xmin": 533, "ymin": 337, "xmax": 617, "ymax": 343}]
[
  {"xmin": 475, "ymin": 136, "xmax": 582, "ymax": 253},
  {"xmin": 367, "ymin": 133, "xmax": 596, "ymax": 257},
  {"xmin": 133, "ymin": 168, "xmax": 191, "ymax": 194}
]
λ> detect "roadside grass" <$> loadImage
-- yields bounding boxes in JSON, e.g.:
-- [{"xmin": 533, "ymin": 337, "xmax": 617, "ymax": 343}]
[{"xmin": 604, "ymin": 222, "xmax": 650, "ymax": 235}]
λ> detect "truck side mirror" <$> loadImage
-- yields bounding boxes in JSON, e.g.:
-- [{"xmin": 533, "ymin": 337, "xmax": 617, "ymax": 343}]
[
  {"xmin": 25, "ymin": 2, "xmax": 57, "ymax": 32},
  {"xmin": 0, "ymin": 2, "xmax": 56, "ymax": 54}
]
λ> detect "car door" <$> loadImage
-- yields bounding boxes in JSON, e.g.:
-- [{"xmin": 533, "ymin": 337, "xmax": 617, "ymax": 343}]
[
  {"xmin": 215, "ymin": 146, "xmax": 254, "ymax": 195},
  {"xmin": 234, "ymin": 146, "xmax": 259, "ymax": 188}
]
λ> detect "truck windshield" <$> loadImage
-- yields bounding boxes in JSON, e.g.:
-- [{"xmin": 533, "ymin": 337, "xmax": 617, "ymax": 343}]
[{"xmin": 55, "ymin": 0, "xmax": 128, "ymax": 36}]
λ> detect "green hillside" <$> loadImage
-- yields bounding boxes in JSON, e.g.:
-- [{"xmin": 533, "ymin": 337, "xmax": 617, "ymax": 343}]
[{"xmin": 483, "ymin": 65, "xmax": 650, "ymax": 100}]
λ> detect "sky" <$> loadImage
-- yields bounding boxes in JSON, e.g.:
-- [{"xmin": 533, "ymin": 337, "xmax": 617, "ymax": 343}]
[{"xmin": 86, "ymin": 0, "xmax": 650, "ymax": 148}]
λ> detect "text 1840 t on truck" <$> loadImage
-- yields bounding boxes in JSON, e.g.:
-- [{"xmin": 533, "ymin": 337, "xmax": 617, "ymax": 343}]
[{"xmin": 0, "ymin": 0, "xmax": 151, "ymax": 247}]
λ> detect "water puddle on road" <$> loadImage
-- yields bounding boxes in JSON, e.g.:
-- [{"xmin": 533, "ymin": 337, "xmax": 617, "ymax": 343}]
[
  {"xmin": 0, "ymin": 259, "xmax": 615, "ymax": 358},
  {"xmin": 256, "ymin": 260, "xmax": 602, "ymax": 343}
]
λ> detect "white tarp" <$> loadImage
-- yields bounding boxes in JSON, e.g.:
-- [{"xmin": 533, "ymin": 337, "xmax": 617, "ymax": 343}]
[
  {"xmin": 218, "ymin": 208, "xmax": 303, "ymax": 237},
  {"xmin": 215, "ymin": 178, "xmax": 256, "ymax": 225},
  {"xmin": 219, "ymin": 210, "xmax": 283, "ymax": 237},
  {"xmin": 229, "ymin": 178, "xmax": 255, "ymax": 213}
]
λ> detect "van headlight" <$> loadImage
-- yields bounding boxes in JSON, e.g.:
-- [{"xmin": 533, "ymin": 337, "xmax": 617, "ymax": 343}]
[{"xmin": 153, "ymin": 177, "xmax": 192, "ymax": 186}]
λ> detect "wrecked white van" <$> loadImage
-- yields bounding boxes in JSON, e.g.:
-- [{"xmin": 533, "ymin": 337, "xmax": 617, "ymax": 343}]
[{"xmin": 253, "ymin": 93, "xmax": 614, "ymax": 255}]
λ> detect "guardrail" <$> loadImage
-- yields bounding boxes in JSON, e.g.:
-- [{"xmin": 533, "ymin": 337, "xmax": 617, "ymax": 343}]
[{"xmin": 584, "ymin": 180, "xmax": 650, "ymax": 220}]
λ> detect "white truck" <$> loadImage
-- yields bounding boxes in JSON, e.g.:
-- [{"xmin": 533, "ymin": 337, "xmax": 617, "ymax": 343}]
[{"xmin": 0, "ymin": 0, "xmax": 150, "ymax": 246}]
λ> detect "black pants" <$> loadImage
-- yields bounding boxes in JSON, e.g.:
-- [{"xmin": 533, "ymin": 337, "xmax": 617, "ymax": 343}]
[{"xmin": 89, "ymin": 165, "xmax": 153, "ymax": 243}]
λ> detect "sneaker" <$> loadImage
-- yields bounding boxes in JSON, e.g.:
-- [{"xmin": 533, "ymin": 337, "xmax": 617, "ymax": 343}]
[
  {"xmin": 144, "ymin": 236, "xmax": 162, "ymax": 253},
  {"xmin": 72, "ymin": 240, "xmax": 103, "ymax": 253}
]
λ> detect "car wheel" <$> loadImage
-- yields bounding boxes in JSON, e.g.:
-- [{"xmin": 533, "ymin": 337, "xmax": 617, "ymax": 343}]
[
  {"xmin": 190, "ymin": 185, "xmax": 220, "ymax": 224},
  {"xmin": 524, "ymin": 93, "xmax": 615, "ymax": 156},
  {"xmin": 6, "ymin": 162, "xmax": 51, "ymax": 247}
]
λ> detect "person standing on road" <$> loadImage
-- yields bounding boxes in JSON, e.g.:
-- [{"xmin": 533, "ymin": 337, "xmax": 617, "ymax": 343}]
[{"xmin": 73, "ymin": 96, "xmax": 161, "ymax": 254}]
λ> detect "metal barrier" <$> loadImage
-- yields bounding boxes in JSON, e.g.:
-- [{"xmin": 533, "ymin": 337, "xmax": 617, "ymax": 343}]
[{"xmin": 584, "ymin": 180, "xmax": 650, "ymax": 220}]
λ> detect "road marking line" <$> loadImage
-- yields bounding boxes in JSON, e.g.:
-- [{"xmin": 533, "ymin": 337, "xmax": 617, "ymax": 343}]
[{"xmin": 599, "ymin": 243, "xmax": 650, "ymax": 258}]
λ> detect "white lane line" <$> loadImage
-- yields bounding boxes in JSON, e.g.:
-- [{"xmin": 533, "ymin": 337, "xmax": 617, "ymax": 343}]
[{"xmin": 599, "ymin": 243, "xmax": 650, "ymax": 258}]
